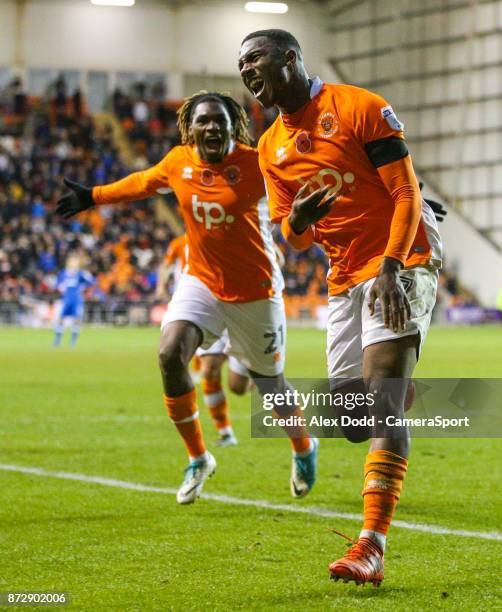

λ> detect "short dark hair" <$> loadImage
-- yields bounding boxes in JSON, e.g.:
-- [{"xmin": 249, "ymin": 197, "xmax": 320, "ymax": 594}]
[{"xmin": 241, "ymin": 29, "xmax": 302, "ymax": 55}]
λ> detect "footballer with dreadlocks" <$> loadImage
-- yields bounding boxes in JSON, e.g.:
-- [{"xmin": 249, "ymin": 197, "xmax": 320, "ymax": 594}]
[{"xmin": 56, "ymin": 91, "xmax": 319, "ymax": 504}]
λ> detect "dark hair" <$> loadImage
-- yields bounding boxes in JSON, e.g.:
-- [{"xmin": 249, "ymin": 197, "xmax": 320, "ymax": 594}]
[
  {"xmin": 241, "ymin": 29, "xmax": 302, "ymax": 55},
  {"xmin": 177, "ymin": 91, "xmax": 252, "ymax": 146}
]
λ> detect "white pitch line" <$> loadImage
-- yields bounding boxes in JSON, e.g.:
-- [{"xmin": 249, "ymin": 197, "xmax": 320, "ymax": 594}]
[{"xmin": 1, "ymin": 463, "xmax": 501, "ymax": 542}]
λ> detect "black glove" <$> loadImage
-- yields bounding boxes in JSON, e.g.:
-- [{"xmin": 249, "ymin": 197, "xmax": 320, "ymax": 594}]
[
  {"xmin": 56, "ymin": 178, "xmax": 95, "ymax": 219},
  {"xmin": 424, "ymin": 197, "xmax": 447, "ymax": 222},
  {"xmin": 419, "ymin": 181, "xmax": 447, "ymax": 223}
]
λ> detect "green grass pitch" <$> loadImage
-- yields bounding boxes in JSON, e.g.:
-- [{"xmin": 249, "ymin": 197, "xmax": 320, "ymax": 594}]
[{"xmin": 1, "ymin": 325, "xmax": 501, "ymax": 610}]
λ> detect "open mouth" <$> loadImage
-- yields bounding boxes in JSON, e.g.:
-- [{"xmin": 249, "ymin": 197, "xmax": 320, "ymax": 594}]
[
  {"xmin": 204, "ymin": 136, "xmax": 222, "ymax": 151},
  {"xmin": 247, "ymin": 76, "xmax": 265, "ymax": 97}
]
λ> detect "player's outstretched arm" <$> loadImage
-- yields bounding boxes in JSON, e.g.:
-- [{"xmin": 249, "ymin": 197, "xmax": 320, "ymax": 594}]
[
  {"xmin": 57, "ymin": 163, "xmax": 169, "ymax": 219},
  {"xmin": 56, "ymin": 179, "xmax": 95, "ymax": 219}
]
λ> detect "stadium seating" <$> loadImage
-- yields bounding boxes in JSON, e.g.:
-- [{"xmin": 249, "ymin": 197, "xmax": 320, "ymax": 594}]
[{"xmin": 0, "ymin": 77, "xmax": 469, "ymax": 326}]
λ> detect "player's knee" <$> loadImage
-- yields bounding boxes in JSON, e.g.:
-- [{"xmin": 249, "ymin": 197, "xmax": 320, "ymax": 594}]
[
  {"xmin": 332, "ymin": 380, "xmax": 372, "ymax": 443},
  {"xmin": 365, "ymin": 378, "xmax": 409, "ymax": 445},
  {"xmin": 251, "ymin": 372, "xmax": 285, "ymax": 397},
  {"xmin": 228, "ymin": 376, "xmax": 248, "ymax": 396},
  {"xmin": 200, "ymin": 359, "xmax": 222, "ymax": 380},
  {"xmin": 158, "ymin": 342, "xmax": 188, "ymax": 378},
  {"xmin": 258, "ymin": 376, "xmax": 297, "ymax": 417},
  {"xmin": 366, "ymin": 377, "xmax": 402, "ymax": 417}
]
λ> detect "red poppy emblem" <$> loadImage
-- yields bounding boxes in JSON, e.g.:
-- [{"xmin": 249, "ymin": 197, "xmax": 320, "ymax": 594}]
[
  {"xmin": 295, "ymin": 131, "xmax": 312, "ymax": 153},
  {"xmin": 224, "ymin": 165, "xmax": 241, "ymax": 185},
  {"xmin": 201, "ymin": 169, "xmax": 215, "ymax": 186}
]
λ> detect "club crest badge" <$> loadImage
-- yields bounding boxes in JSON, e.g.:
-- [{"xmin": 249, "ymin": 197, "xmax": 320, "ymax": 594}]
[
  {"xmin": 201, "ymin": 168, "xmax": 216, "ymax": 186},
  {"xmin": 295, "ymin": 131, "xmax": 312, "ymax": 154},
  {"xmin": 224, "ymin": 165, "xmax": 241, "ymax": 185},
  {"xmin": 318, "ymin": 112, "xmax": 338, "ymax": 138}
]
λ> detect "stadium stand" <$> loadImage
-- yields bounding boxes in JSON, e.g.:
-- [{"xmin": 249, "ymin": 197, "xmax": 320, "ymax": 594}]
[
  {"xmin": 0, "ymin": 77, "xmax": 177, "ymax": 325},
  {"xmin": 0, "ymin": 76, "xmax": 473, "ymax": 327},
  {"xmin": 0, "ymin": 78, "xmax": 331, "ymax": 325}
]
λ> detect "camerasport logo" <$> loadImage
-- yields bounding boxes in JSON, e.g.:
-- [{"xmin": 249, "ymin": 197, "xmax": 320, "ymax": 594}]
[
  {"xmin": 224, "ymin": 165, "xmax": 241, "ymax": 185},
  {"xmin": 200, "ymin": 168, "xmax": 215, "ymax": 186},
  {"xmin": 295, "ymin": 131, "xmax": 312, "ymax": 153},
  {"xmin": 318, "ymin": 112, "xmax": 338, "ymax": 138}
]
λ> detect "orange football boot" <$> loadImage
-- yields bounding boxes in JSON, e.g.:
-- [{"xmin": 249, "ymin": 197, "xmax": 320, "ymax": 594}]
[{"xmin": 329, "ymin": 537, "xmax": 384, "ymax": 587}]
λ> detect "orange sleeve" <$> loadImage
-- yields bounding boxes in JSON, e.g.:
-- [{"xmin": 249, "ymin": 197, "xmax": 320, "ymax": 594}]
[
  {"xmin": 92, "ymin": 156, "xmax": 170, "ymax": 205},
  {"xmin": 378, "ymin": 155, "xmax": 422, "ymax": 265},
  {"xmin": 164, "ymin": 238, "xmax": 180, "ymax": 265},
  {"xmin": 164, "ymin": 247, "xmax": 175, "ymax": 266},
  {"xmin": 280, "ymin": 217, "xmax": 315, "ymax": 251},
  {"xmin": 352, "ymin": 89, "xmax": 404, "ymax": 144}
]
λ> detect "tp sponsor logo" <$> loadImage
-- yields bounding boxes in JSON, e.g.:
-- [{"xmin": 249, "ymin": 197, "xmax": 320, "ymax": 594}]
[
  {"xmin": 192, "ymin": 195, "xmax": 235, "ymax": 230},
  {"xmin": 297, "ymin": 168, "xmax": 356, "ymax": 199}
]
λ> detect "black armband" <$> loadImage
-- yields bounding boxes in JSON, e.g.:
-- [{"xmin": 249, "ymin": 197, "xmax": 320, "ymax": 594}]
[{"xmin": 364, "ymin": 136, "xmax": 409, "ymax": 168}]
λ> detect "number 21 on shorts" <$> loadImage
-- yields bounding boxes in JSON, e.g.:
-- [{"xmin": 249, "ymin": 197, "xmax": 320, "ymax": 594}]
[{"xmin": 264, "ymin": 324, "xmax": 284, "ymax": 354}]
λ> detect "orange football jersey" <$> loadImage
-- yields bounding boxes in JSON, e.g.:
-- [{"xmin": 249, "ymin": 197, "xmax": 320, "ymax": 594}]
[
  {"xmin": 93, "ymin": 143, "xmax": 283, "ymax": 302},
  {"xmin": 258, "ymin": 78, "xmax": 442, "ymax": 295}
]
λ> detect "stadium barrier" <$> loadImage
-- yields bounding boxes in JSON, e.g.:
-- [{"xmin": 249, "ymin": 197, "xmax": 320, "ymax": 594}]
[
  {"xmin": 0, "ymin": 299, "xmax": 157, "ymax": 327},
  {"xmin": 2, "ymin": 300, "xmax": 499, "ymax": 328},
  {"xmin": 1, "ymin": 299, "xmax": 326, "ymax": 328}
]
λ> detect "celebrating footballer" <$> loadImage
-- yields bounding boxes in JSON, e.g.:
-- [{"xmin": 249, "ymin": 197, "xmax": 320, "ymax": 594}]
[{"xmin": 239, "ymin": 29, "xmax": 442, "ymax": 587}]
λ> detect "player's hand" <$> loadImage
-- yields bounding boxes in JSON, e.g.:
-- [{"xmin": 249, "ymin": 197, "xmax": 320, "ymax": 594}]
[
  {"xmin": 419, "ymin": 181, "xmax": 447, "ymax": 222},
  {"xmin": 56, "ymin": 178, "xmax": 95, "ymax": 219},
  {"xmin": 368, "ymin": 257, "xmax": 411, "ymax": 332},
  {"xmin": 424, "ymin": 197, "xmax": 447, "ymax": 222},
  {"xmin": 288, "ymin": 182, "xmax": 335, "ymax": 234}
]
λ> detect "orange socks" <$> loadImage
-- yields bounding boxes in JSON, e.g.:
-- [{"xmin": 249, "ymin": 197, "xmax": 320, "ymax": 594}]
[
  {"xmin": 164, "ymin": 389, "xmax": 206, "ymax": 460},
  {"xmin": 191, "ymin": 355, "xmax": 202, "ymax": 374},
  {"xmin": 290, "ymin": 428, "xmax": 312, "ymax": 454},
  {"xmin": 201, "ymin": 377, "xmax": 232, "ymax": 435},
  {"xmin": 272, "ymin": 405, "xmax": 311, "ymax": 454},
  {"xmin": 361, "ymin": 450, "xmax": 408, "ymax": 550}
]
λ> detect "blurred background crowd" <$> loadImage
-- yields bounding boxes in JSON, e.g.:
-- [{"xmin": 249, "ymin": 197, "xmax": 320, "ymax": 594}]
[{"xmin": 0, "ymin": 75, "xmax": 470, "ymax": 326}]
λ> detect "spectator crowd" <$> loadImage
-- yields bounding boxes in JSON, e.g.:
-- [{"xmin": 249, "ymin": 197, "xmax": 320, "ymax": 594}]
[
  {"xmin": 0, "ymin": 76, "xmax": 176, "ymax": 322},
  {"xmin": 0, "ymin": 75, "xmax": 470, "ymax": 326}
]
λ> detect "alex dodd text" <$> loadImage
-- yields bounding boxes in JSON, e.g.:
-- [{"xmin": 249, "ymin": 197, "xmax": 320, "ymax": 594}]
[{"xmin": 262, "ymin": 414, "xmax": 470, "ymax": 429}]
